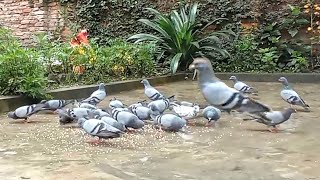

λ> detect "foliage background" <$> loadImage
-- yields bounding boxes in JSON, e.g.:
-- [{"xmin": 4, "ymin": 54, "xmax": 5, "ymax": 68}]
[{"xmin": 58, "ymin": 0, "xmax": 314, "ymax": 72}]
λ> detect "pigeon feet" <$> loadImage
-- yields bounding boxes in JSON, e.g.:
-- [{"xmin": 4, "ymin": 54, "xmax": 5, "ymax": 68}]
[
  {"xmin": 126, "ymin": 128, "xmax": 136, "ymax": 133},
  {"xmin": 24, "ymin": 119, "xmax": 31, "ymax": 123},
  {"xmin": 86, "ymin": 137, "xmax": 102, "ymax": 144},
  {"xmin": 268, "ymin": 127, "xmax": 279, "ymax": 133},
  {"xmin": 205, "ymin": 122, "xmax": 215, "ymax": 127},
  {"xmin": 187, "ymin": 120, "xmax": 196, "ymax": 126}
]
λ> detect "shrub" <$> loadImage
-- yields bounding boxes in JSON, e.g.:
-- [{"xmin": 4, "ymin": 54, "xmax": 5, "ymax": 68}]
[
  {"xmin": 33, "ymin": 34, "xmax": 157, "ymax": 86},
  {"xmin": 128, "ymin": 3, "xmax": 234, "ymax": 74},
  {"xmin": 87, "ymin": 40, "xmax": 156, "ymax": 82},
  {"xmin": 0, "ymin": 28, "xmax": 48, "ymax": 99}
]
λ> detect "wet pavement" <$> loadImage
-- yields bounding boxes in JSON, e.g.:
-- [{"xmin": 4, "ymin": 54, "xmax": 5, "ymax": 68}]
[{"xmin": 0, "ymin": 80, "xmax": 319, "ymax": 180}]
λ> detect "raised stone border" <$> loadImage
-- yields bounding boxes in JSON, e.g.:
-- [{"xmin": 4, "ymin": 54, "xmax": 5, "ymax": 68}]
[
  {"xmin": 0, "ymin": 74, "xmax": 186, "ymax": 113},
  {"xmin": 1, "ymin": 73, "xmax": 319, "ymax": 113},
  {"xmin": 215, "ymin": 73, "xmax": 320, "ymax": 83}
]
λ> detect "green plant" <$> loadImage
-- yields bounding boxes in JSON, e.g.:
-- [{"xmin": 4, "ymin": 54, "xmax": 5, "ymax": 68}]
[
  {"xmin": 257, "ymin": 47, "xmax": 280, "ymax": 72},
  {"xmin": 94, "ymin": 40, "xmax": 156, "ymax": 78},
  {"xmin": 282, "ymin": 5, "xmax": 309, "ymax": 38},
  {"xmin": 224, "ymin": 34, "xmax": 261, "ymax": 72},
  {"xmin": 287, "ymin": 51, "xmax": 309, "ymax": 72},
  {"xmin": 128, "ymin": 3, "xmax": 234, "ymax": 74},
  {"xmin": 0, "ymin": 28, "xmax": 49, "ymax": 99}
]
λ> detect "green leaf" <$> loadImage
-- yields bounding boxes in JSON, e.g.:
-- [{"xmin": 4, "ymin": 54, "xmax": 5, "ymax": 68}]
[
  {"xmin": 288, "ymin": 4, "xmax": 301, "ymax": 16},
  {"xmin": 288, "ymin": 29, "xmax": 298, "ymax": 37},
  {"xmin": 127, "ymin": 33, "xmax": 163, "ymax": 43},
  {"xmin": 188, "ymin": 3, "xmax": 198, "ymax": 25},
  {"xmin": 138, "ymin": 19, "xmax": 170, "ymax": 39},
  {"xmin": 296, "ymin": 19, "xmax": 309, "ymax": 25},
  {"xmin": 170, "ymin": 53, "xmax": 182, "ymax": 74}
]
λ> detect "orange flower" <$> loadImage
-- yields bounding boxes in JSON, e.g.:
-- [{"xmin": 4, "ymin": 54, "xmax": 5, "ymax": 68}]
[
  {"xmin": 73, "ymin": 65, "xmax": 85, "ymax": 74},
  {"xmin": 70, "ymin": 29, "xmax": 89, "ymax": 47}
]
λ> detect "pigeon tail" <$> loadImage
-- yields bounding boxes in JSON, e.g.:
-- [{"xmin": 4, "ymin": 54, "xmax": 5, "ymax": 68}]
[{"xmin": 238, "ymin": 98, "xmax": 271, "ymax": 114}]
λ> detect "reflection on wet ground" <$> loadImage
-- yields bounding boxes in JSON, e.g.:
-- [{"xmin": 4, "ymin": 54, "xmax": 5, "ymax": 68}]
[{"xmin": 0, "ymin": 80, "xmax": 319, "ymax": 180}]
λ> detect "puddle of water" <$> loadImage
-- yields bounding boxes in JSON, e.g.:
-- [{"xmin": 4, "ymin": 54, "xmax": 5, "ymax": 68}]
[{"xmin": 0, "ymin": 80, "xmax": 320, "ymax": 180}]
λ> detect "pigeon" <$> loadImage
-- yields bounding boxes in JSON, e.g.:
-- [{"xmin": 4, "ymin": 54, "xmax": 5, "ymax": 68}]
[
  {"xmin": 141, "ymin": 79, "xmax": 165, "ymax": 100},
  {"xmin": 244, "ymin": 108, "xmax": 297, "ymax": 132},
  {"xmin": 129, "ymin": 100, "xmax": 148, "ymax": 108},
  {"xmin": 170, "ymin": 102, "xmax": 200, "ymax": 120},
  {"xmin": 68, "ymin": 108, "xmax": 92, "ymax": 119},
  {"xmin": 278, "ymin": 77, "xmax": 310, "ymax": 110},
  {"xmin": 128, "ymin": 104, "xmax": 151, "ymax": 120},
  {"xmin": 110, "ymin": 108, "xmax": 145, "ymax": 130},
  {"xmin": 40, "ymin": 99, "xmax": 75, "ymax": 111},
  {"xmin": 189, "ymin": 58, "xmax": 270, "ymax": 114},
  {"xmin": 202, "ymin": 106, "xmax": 221, "ymax": 127},
  {"xmin": 79, "ymin": 103, "xmax": 97, "ymax": 110},
  {"xmin": 109, "ymin": 97, "xmax": 126, "ymax": 109},
  {"xmin": 55, "ymin": 109, "xmax": 75, "ymax": 125},
  {"xmin": 100, "ymin": 116, "xmax": 126, "ymax": 132},
  {"xmin": 81, "ymin": 83, "xmax": 106, "ymax": 105},
  {"xmin": 7, "ymin": 103, "xmax": 46, "ymax": 123},
  {"xmin": 147, "ymin": 95, "xmax": 174, "ymax": 114},
  {"xmin": 92, "ymin": 109, "xmax": 110, "ymax": 117},
  {"xmin": 229, "ymin": 76, "xmax": 258, "ymax": 94},
  {"xmin": 150, "ymin": 106, "xmax": 187, "ymax": 132},
  {"xmin": 77, "ymin": 118, "xmax": 123, "ymax": 144}
]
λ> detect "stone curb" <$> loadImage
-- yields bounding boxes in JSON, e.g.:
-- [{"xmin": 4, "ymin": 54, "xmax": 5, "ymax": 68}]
[
  {"xmin": 1, "ymin": 73, "xmax": 319, "ymax": 113},
  {"xmin": 0, "ymin": 74, "xmax": 186, "ymax": 113},
  {"xmin": 214, "ymin": 73, "xmax": 320, "ymax": 83}
]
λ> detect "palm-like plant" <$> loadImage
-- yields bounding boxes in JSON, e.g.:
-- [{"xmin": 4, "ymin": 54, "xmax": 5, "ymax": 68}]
[{"xmin": 128, "ymin": 3, "xmax": 235, "ymax": 74}]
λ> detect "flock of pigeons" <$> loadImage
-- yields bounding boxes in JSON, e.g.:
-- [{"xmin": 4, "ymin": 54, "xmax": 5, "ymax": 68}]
[{"xmin": 6, "ymin": 58, "xmax": 310, "ymax": 144}]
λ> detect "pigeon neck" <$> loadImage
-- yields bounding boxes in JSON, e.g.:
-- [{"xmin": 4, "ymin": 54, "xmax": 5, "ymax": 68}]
[
  {"xmin": 282, "ymin": 110, "xmax": 294, "ymax": 120},
  {"xmin": 198, "ymin": 68, "xmax": 218, "ymax": 84},
  {"xmin": 282, "ymin": 81, "xmax": 291, "ymax": 90},
  {"xmin": 143, "ymin": 82, "xmax": 151, "ymax": 88}
]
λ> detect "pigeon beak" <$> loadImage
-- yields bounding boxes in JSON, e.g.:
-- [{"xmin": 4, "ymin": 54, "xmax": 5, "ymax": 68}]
[
  {"xmin": 278, "ymin": 78, "xmax": 282, "ymax": 82},
  {"xmin": 140, "ymin": 80, "xmax": 143, "ymax": 83},
  {"xmin": 189, "ymin": 64, "xmax": 196, "ymax": 70}
]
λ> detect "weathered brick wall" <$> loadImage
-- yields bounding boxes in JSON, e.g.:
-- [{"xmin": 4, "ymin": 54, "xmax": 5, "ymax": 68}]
[{"xmin": 0, "ymin": 0, "xmax": 63, "ymax": 45}]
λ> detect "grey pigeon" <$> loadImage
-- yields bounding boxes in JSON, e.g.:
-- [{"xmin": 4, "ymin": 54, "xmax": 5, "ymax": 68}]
[
  {"xmin": 147, "ymin": 96, "xmax": 174, "ymax": 114},
  {"xmin": 81, "ymin": 83, "xmax": 106, "ymax": 105},
  {"xmin": 109, "ymin": 97, "xmax": 126, "ymax": 109},
  {"xmin": 78, "ymin": 102, "xmax": 97, "ymax": 110},
  {"xmin": 128, "ymin": 104, "xmax": 151, "ymax": 120},
  {"xmin": 40, "ymin": 99, "xmax": 75, "ymax": 111},
  {"xmin": 100, "ymin": 116, "xmax": 126, "ymax": 131},
  {"xmin": 150, "ymin": 107, "xmax": 187, "ymax": 132},
  {"xmin": 202, "ymin": 106, "xmax": 221, "ymax": 127},
  {"xmin": 278, "ymin": 77, "xmax": 309, "ymax": 110},
  {"xmin": 189, "ymin": 58, "xmax": 270, "ymax": 114},
  {"xmin": 244, "ymin": 108, "xmax": 297, "ymax": 132},
  {"xmin": 8, "ymin": 103, "xmax": 46, "ymax": 123},
  {"xmin": 55, "ymin": 109, "xmax": 76, "ymax": 125},
  {"xmin": 78, "ymin": 118, "xmax": 123, "ymax": 143},
  {"xmin": 110, "ymin": 108, "xmax": 144, "ymax": 130},
  {"xmin": 92, "ymin": 109, "xmax": 110, "ymax": 118},
  {"xmin": 229, "ymin": 76, "xmax": 258, "ymax": 94},
  {"xmin": 141, "ymin": 79, "xmax": 165, "ymax": 100},
  {"xmin": 69, "ymin": 108, "xmax": 92, "ymax": 119},
  {"xmin": 170, "ymin": 102, "xmax": 200, "ymax": 120},
  {"xmin": 129, "ymin": 100, "xmax": 148, "ymax": 108}
]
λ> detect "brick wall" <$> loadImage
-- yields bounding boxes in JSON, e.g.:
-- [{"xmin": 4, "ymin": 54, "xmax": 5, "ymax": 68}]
[{"xmin": 0, "ymin": 0, "xmax": 63, "ymax": 45}]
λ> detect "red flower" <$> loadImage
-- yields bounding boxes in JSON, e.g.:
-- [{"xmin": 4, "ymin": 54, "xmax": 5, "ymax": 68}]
[{"xmin": 70, "ymin": 29, "xmax": 89, "ymax": 47}]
